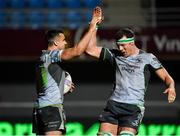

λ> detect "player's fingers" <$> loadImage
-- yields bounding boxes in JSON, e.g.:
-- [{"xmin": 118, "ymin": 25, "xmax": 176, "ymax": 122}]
[
  {"xmin": 171, "ymin": 90, "xmax": 176, "ymax": 96},
  {"xmin": 97, "ymin": 16, "xmax": 104, "ymax": 24},
  {"xmin": 93, "ymin": 6, "xmax": 102, "ymax": 17},
  {"xmin": 91, "ymin": 16, "xmax": 102, "ymax": 24},
  {"xmin": 168, "ymin": 98, "xmax": 175, "ymax": 103},
  {"xmin": 69, "ymin": 84, "xmax": 75, "ymax": 93},
  {"xmin": 168, "ymin": 95, "xmax": 176, "ymax": 103},
  {"xmin": 94, "ymin": 6, "xmax": 101, "ymax": 12}
]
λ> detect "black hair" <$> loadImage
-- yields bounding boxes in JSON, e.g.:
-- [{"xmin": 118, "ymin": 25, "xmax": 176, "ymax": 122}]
[
  {"xmin": 115, "ymin": 28, "xmax": 135, "ymax": 41},
  {"xmin": 45, "ymin": 30, "xmax": 64, "ymax": 46}
]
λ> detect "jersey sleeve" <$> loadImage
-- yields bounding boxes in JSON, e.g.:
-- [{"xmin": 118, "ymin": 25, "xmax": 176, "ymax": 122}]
[
  {"xmin": 149, "ymin": 53, "xmax": 163, "ymax": 70},
  {"xmin": 99, "ymin": 47, "xmax": 115, "ymax": 65},
  {"xmin": 50, "ymin": 50, "xmax": 63, "ymax": 62},
  {"xmin": 42, "ymin": 50, "xmax": 62, "ymax": 63}
]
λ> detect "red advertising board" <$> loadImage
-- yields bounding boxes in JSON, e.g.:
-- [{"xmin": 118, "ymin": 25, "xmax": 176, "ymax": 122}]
[{"xmin": 0, "ymin": 27, "xmax": 180, "ymax": 60}]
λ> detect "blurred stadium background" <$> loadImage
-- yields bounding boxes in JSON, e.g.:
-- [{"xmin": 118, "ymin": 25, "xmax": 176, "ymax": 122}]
[{"xmin": 0, "ymin": 0, "xmax": 180, "ymax": 135}]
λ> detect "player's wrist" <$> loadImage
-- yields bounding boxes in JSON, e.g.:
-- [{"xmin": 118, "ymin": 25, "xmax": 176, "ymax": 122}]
[
  {"xmin": 96, "ymin": 24, "xmax": 100, "ymax": 30},
  {"xmin": 89, "ymin": 22, "xmax": 99, "ymax": 31},
  {"xmin": 88, "ymin": 24, "xmax": 96, "ymax": 32}
]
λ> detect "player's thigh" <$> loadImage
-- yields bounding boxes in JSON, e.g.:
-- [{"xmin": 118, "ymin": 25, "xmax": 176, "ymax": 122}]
[
  {"xmin": 99, "ymin": 122, "xmax": 118, "ymax": 135},
  {"xmin": 45, "ymin": 130, "xmax": 62, "ymax": 136}
]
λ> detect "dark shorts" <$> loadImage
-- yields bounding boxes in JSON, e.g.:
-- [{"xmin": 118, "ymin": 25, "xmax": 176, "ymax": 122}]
[
  {"xmin": 32, "ymin": 105, "xmax": 66, "ymax": 135},
  {"xmin": 98, "ymin": 100, "xmax": 144, "ymax": 130}
]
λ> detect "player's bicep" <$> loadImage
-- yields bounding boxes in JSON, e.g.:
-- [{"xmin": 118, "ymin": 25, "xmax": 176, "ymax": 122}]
[
  {"xmin": 60, "ymin": 48, "xmax": 77, "ymax": 60},
  {"xmin": 155, "ymin": 68, "xmax": 168, "ymax": 81}
]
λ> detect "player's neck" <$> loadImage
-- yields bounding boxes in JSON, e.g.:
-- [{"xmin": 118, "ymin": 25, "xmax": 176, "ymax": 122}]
[
  {"xmin": 47, "ymin": 45, "xmax": 58, "ymax": 51},
  {"xmin": 130, "ymin": 45, "xmax": 139, "ymax": 56}
]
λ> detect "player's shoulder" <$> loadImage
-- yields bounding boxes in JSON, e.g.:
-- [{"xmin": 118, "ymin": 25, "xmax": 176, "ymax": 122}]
[
  {"xmin": 139, "ymin": 50, "xmax": 159, "ymax": 64},
  {"xmin": 139, "ymin": 50, "xmax": 154, "ymax": 57},
  {"xmin": 40, "ymin": 49, "xmax": 62, "ymax": 62},
  {"xmin": 108, "ymin": 48, "xmax": 123, "ymax": 57}
]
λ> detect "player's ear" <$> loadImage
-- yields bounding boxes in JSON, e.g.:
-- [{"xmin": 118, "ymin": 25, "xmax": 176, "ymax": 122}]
[{"xmin": 54, "ymin": 41, "xmax": 58, "ymax": 46}]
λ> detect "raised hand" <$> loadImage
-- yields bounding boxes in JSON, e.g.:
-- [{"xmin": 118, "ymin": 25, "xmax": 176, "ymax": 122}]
[
  {"xmin": 92, "ymin": 6, "xmax": 103, "ymax": 24},
  {"xmin": 89, "ymin": 6, "xmax": 103, "ymax": 31}
]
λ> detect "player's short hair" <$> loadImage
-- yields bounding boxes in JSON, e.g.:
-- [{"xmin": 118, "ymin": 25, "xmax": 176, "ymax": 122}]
[
  {"xmin": 115, "ymin": 28, "xmax": 135, "ymax": 41},
  {"xmin": 45, "ymin": 30, "xmax": 64, "ymax": 46}
]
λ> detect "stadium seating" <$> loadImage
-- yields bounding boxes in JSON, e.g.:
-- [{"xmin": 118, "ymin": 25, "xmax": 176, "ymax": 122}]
[
  {"xmin": 0, "ymin": 12, "xmax": 7, "ymax": 28},
  {"xmin": 27, "ymin": 0, "xmax": 44, "ymax": 8},
  {"xmin": 0, "ymin": 0, "xmax": 103, "ymax": 28},
  {"xmin": 64, "ymin": 0, "xmax": 81, "ymax": 8},
  {"xmin": 28, "ymin": 12, "xmax": 44, "ymax": 28},
  {"xmin": 46, "ymin": 0, "xmax": 64, "ymax": 8},
  {"xmin": 82, "ymin": 0, "xmax": 100, "ymax": 8},
  {"xmin": 84, "ymin": 10, "xmax": 92, "ymax": 23},
  {"xmin": 9, "ymin": 12, "xmax": 25, "ymax": 28},
  {"xmin": 66, "ymin": 11, "xmax": 82, "ymax": 22},
  {"xmin": 46, "ymin": 12, "xmax": 64, "ymax": 28},
  {"xmin": 66, "ymin": 11, "xmax": 82, "ymax": 28},
  {"xmin": 0, "ymin": 0, "xmax": 7, "ymax": 8},
  {"xmin": 9, "ymin": 0, "xmax": 25, "ymax": 8}
]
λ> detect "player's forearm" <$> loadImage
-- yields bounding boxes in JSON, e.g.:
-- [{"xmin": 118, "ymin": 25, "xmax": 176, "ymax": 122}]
[
  {"xmin": 86, "ymin": 30, "xmax": 102, "ymax": 58},
  {"xmin": 156, "ymin": 68, "xmax": 175, "ymax": 90},
  {"xmin": 75, "ymin": 26, "xmax": 96, "ymax": 56},
  {"xmin": 60, "ymin": 27, "xmax": 96, "ymax": 60},
  {"xmin": 86, "ymin": 30, "xmax": 97, "ymax": 54},
  {"xmin": 165, "ymin": 75, "xmax": 175, "ymax": 89}
]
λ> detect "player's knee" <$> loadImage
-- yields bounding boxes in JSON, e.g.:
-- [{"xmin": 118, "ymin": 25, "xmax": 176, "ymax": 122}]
[
  {"xmin": 119, "ymin": 130, "xmax": 135, "ymax": 136},
  {"xmin": 97, "ymin": 131, "xmax": 113, "ymax": 136}
]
